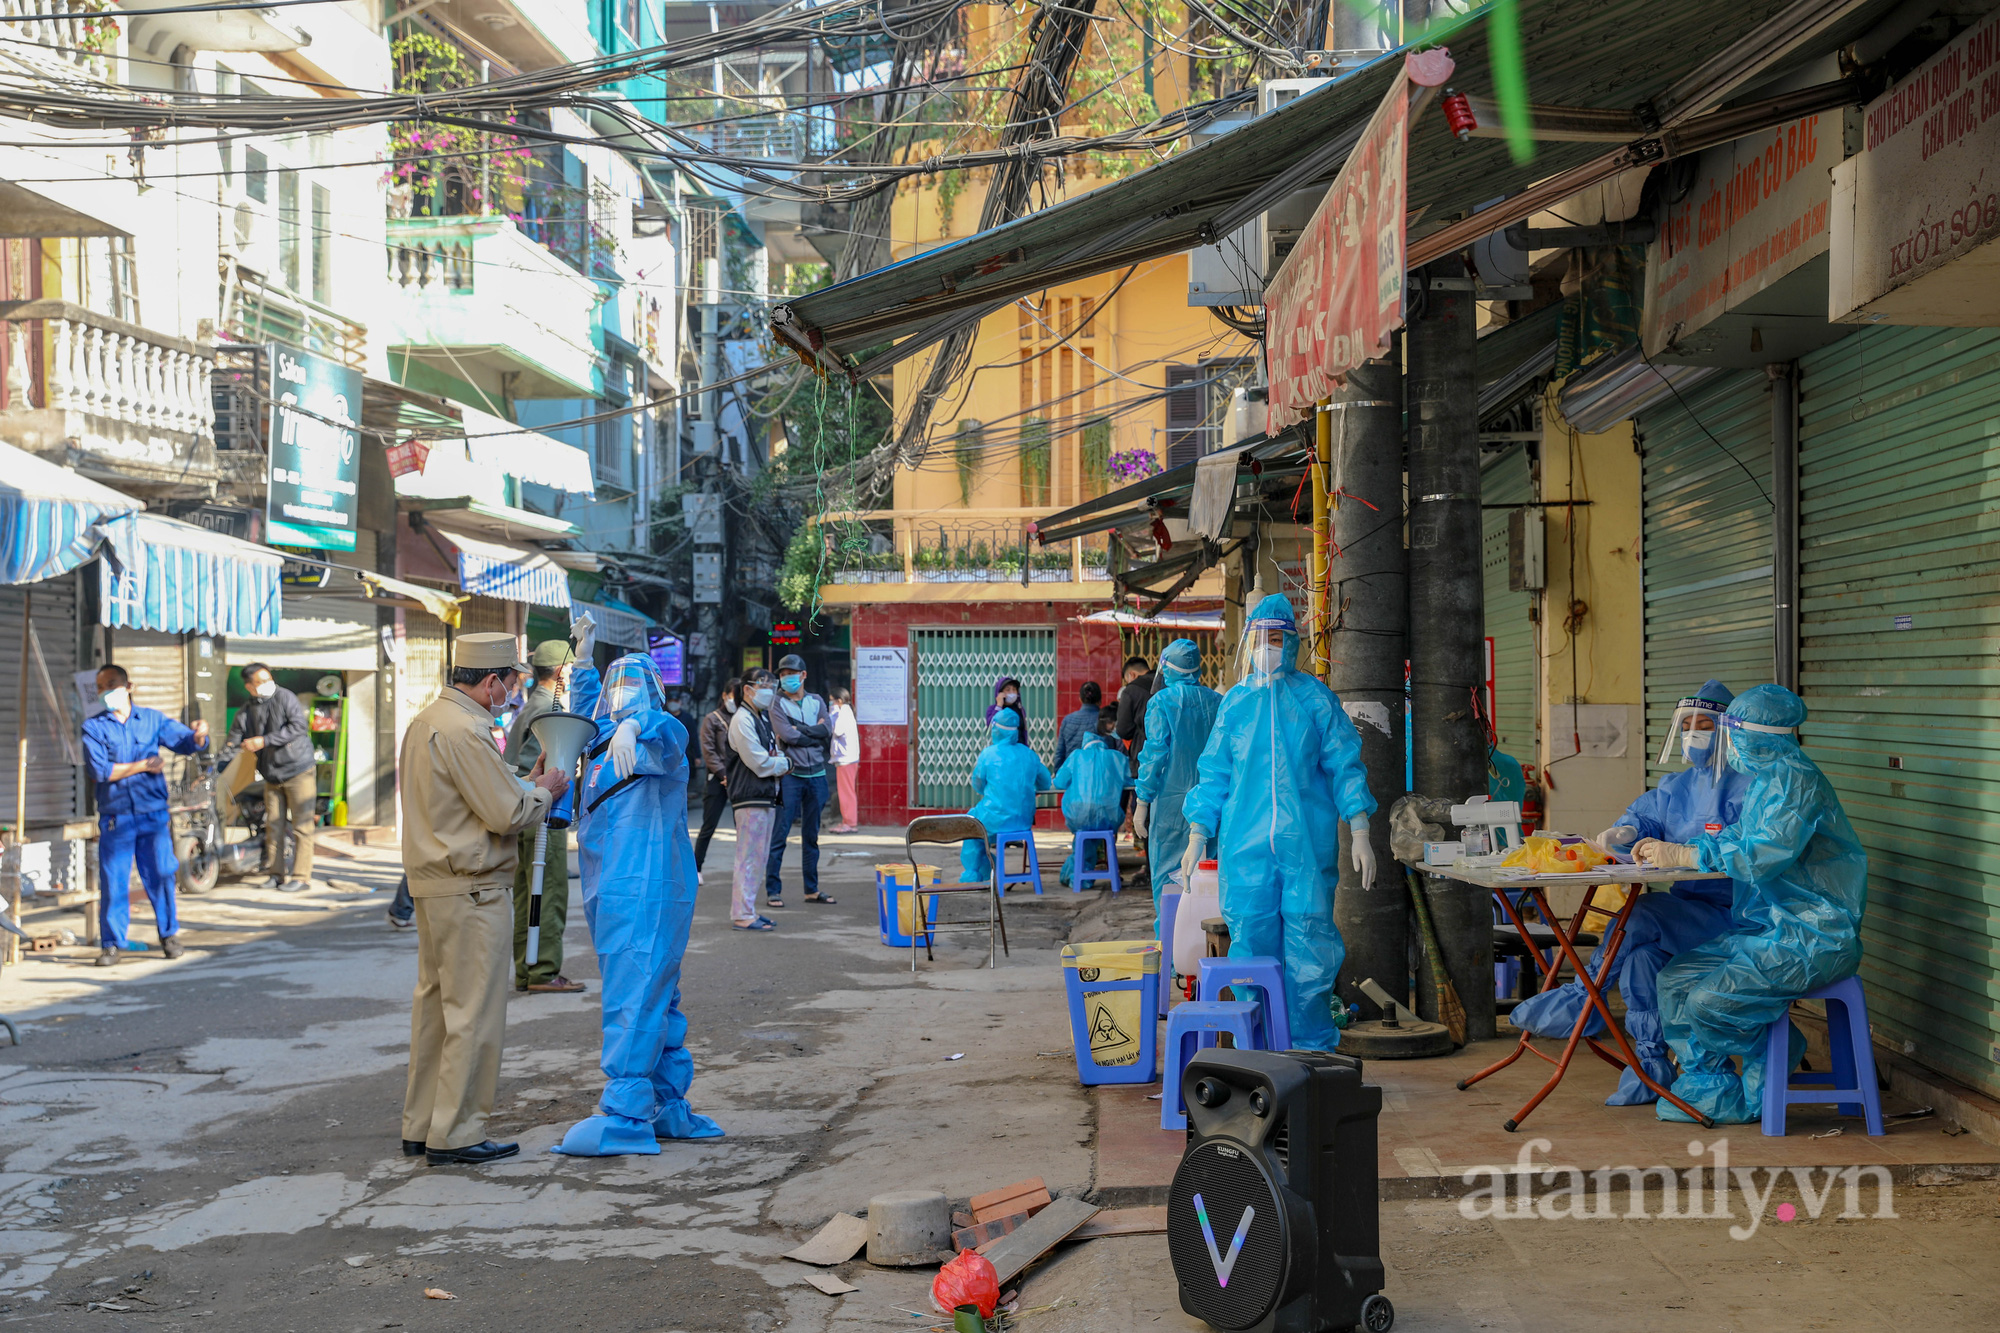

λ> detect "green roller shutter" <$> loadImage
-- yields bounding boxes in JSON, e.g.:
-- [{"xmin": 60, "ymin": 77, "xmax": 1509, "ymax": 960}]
[
  {"xmin": 1639, "ymin": 371, "xmax": 1773, "ymax": 779},
  {"xmin": 1798, "ymin": 323, "xmax": 2000, "ymax": 1098},
  {"xmin": 1481, "ymin": 445, "xmax": 1536, "ymax": 761},
  {"xmin": 911, "ymin": 627, "xmax": 1057, "ymax": 809}
]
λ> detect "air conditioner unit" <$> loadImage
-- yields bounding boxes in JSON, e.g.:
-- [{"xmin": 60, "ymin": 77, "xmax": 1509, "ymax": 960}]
[
  {"xmin": 226, "ymin": 195, "xmax": 275, "ymax": 274},
  {"xmin": 1188, "ymin": 79, "xmax": 1352, "ymax": 308}
]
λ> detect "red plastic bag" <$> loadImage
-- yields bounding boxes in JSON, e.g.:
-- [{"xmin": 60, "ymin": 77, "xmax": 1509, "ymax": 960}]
[{"xmin": 931, "ymin": 1248, "xmax": 1001, "ymax": 1318}]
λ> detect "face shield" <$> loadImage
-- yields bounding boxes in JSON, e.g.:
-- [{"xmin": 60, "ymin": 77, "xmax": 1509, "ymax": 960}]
[
  {"xmin": 1655, "ymin": 693, "xmax": 1730, "ymax": 775},
  {"xmin": 1232, "ymin": 619, "xmax": 1298, "ymax": 686},
  {"xmin": 593, "ymin": 654, "xmax": 666, "ymax": 725},
  {"xmin": 1717, "ymin": 712, "xmax": 1797, "ymax": 773}
]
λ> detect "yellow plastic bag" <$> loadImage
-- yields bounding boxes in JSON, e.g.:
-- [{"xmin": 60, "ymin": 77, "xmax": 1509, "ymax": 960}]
[
  {"xmin": 1062, "ymin": 941, "xmax": 1159, "ymax": 1068},
  {"xmin": 878, "ymin": 864, "xmax": 941, "ymax": 933},
  {"xmin": 1500, "ymin": 836, "xmax": 1613, "ymax": 874}
]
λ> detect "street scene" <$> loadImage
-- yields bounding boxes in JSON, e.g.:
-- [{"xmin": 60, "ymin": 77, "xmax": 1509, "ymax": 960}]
[{"xmin": 3, "ymin": 0, "xmax": 2000, "ymax": 1329}]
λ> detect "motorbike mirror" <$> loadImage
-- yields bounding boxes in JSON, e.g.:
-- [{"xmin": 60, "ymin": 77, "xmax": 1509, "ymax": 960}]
[{"xmin": 528, "ymin": 711, "xmax": 598, "ymax": 776}]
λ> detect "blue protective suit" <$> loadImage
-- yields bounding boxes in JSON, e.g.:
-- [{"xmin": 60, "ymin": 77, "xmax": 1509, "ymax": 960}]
[
  {"xmin": 1053, "ymin": 732, "xmax": 1128, "ymax": 884},
  {"xmin": 554, "ymin": 656, "xmax": 722, "ymax": 1156},
  {"xmin": 1134, "ymin": 639, "xmax": 1221, "ymax": 914},
  {"xmin": 959, "ymin": 709, "xmax": 1052, "ymax": 882},
  {"xmin": 1656, "ymin": 684, "xmax": 1868, "ymax": 1124},
  {"xmin": 1182, "ymin": 595, "xmax": 1377, "ymax": 1051},
  {"xmin": 1511, "ymin": 682, "xmax": 1751, "ymax": 1103}
]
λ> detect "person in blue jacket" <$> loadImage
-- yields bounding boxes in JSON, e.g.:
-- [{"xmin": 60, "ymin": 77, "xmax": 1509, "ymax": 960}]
[
  {"xmin": 1181, "ymin": 594, "xmax": 1377, "ymax": 1051},
  {"xmin": 1636, "ymin": 684, "xmax": 1868, "ymax": 1124},
  {"xmin": 1510, "ymin": 678, "xmax": 1750, "ymax": 1103},
  {"xmin": 959, "ymin": 708, "xmax": 1051, "ymax": 883},
  {"xmin": 81, "ymin": 664, "xmax": 209, "ymax": 967},
  {"xmin": 1132, "ymin": 638, "xmax": 1220, "ymax": 919},
  {"xmin": 554, "ymin": 652, "xmax": 722, "ymax": 1155},
  {"xmin": 1052, "ymin": 715, "xmax": 1129, "ymax": 887}
]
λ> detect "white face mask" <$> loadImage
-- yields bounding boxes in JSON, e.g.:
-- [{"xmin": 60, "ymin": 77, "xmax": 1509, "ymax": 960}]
[
  {"xmin": 253, "ymin": 679, "xmax": 277, "ymax": 700},
  {"xmin": 1001, "ymin": 691, "xmax": 1018, "ymax": 704},
  {"xmin": 1251, "ymin": 642, "xmax": 1285, "ymax": 676},
  {"xmin": 1682, "ymin": 730, "xmax": 1714, "ymax": 757},
  {"xmin": 723, "ymin": 697, "xmax": 737, "ymax": 713},
  {"xmin": 100, "ymin": 687, "xmax": 130, "ymax": 715},
  {"xmin": 752, "ymin": 687, "xmax": 775, "ymax": 709}
]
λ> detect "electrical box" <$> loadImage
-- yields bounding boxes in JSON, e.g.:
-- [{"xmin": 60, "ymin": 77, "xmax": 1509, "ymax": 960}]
[
  {"xmin": 1187, "ymin": 80, "xmax": 1334, "ymax": 307},
  {"xmin": 683, "ymin": 492, "xmax": 723, "ymax": 544},
  {"xmin": 1508, "ymin": 506, "xmax": 1545, "ymax": 592},
  {"xmin": 692, "ymin": 551, "xmax": 723, "ymax": 604}
]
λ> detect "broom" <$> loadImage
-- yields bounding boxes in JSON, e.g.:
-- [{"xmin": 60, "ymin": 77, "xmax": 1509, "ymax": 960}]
[{"xmin": 1405, "ymin": 866, "xmax": 1467, "ymax": 1047}]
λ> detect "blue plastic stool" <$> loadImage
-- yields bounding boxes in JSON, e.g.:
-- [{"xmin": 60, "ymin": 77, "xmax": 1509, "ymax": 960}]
[
  {"xmin": 1196, "ymin": 956, "xmax": 1291, "ymax": 1053},
  {"xmin": 993, "ymin": 830, "xmax": 1042, "ymax": 896},
  {"xmin": 1762, "ymin": 975, "xmax": 1885, "ymax": 1137},
  {"xmin": 1157, "ymin": 892, "xmax": 1182, "ymax": 1017},
  {"xmin": 1070, "ymin": 829, "xmax": 1119, "ymax": 893},
  {"xmin": 1162, "ymin": 1000, "xmax": 1264, "ymax": 1130}
]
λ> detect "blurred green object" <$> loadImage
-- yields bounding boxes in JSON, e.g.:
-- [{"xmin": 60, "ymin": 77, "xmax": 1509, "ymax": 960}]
[{"xmin": 954, "ymin": 1306, "xmax": 987, "ymax": 1333}]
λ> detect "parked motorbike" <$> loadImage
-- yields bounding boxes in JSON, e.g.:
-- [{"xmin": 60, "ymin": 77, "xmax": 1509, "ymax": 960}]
[{"xmin": 170, "ymin": 750, "xmax": 294, "ymax": 893}]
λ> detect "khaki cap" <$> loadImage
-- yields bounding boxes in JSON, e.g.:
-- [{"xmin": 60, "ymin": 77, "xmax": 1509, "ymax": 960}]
[
  {"xmin": 454, "ymin": 632, "xmax": 528, "ymax": 673},
  {"xmin": 529, "ymin": 638, "xmax": 576, "ymax": 668}
]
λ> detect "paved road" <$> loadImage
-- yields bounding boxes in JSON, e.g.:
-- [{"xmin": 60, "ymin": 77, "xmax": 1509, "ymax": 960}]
[{"xmin": 0, "ymin": 825, "xmax": 1103, "ymax": 1331}]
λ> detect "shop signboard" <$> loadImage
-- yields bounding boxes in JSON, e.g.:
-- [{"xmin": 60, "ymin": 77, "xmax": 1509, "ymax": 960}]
[
  {"xmin": 265, "ymin": 342, "xmax": 362, "ymax": 551},
  {"xmin": 1828, "ymin": 8, "xmax": 2000, "ymax": 323},
  {"xmin": 647, "ymin": 630, "xmax": 685, "ymax": 687}
]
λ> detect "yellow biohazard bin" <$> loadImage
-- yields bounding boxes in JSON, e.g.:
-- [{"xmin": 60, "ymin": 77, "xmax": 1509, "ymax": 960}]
[
  {"xmin": 1061, "ymin": 940, "xmax": 1160, "ymax": 1085},
  {"xmin": 875, "ymin": 864, "xmax": 942, "ymax": 947}
]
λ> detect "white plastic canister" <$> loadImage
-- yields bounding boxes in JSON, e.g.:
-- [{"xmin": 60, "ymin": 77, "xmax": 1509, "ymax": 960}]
[{"xmin": 1172, "ymin": 859, "xmax": 1220, "ymax": 980}]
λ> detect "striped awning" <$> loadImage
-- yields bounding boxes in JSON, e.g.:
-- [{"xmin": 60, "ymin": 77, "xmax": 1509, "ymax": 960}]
[
  {"xmin": 443, "ymin": 529, "xmax": 570, "ymax": 609},
  {"xmin": 0, "ymin": 441, "xmax": 143, "ymax": 585},
  {"xmin": 579, "ymin": 596, "xmax": 656, "ymax": 651},
  {"xmin": 97, "ymin": 512, "xmax": 284, "ymax": 637}
]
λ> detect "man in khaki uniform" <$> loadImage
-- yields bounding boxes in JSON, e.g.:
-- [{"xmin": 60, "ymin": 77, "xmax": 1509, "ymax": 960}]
[{"xmin": 399, "ymin": 633, "xmax": 569, "ymax": 1166}]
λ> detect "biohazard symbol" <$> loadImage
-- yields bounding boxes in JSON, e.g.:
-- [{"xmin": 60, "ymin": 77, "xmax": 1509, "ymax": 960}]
[{"xmin": 1088, "ymin": 1001, "xmax": 1135, "ymax": 1060}]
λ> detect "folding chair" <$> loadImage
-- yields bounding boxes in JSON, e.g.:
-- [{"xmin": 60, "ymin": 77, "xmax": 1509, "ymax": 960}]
[{"xmin": 904, "ymin": 814, "xmax": 1009, "ymax": 971}]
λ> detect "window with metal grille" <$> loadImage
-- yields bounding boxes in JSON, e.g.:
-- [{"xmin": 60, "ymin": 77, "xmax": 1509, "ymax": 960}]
[{"xmin": 911, "ymin": 628, "xmax": 1058, "ymax": 809}]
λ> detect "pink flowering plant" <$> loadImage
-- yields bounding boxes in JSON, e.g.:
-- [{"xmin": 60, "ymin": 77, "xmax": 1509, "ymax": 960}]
[
  {"xmin": 386, "ymin": 33, "xmax": 536, "ymax": 215},
  {"xmin": 1106, "ymin": 448, "xmax": 1162, "ymax": 483}
]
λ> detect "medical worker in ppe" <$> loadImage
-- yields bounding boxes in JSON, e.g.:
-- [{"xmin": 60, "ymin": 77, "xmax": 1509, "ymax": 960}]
[
  {"xmin": 1133, "ymin": 638, "xmax": 1221, "ymax": 918},
  {"xmin": 1635, "ymin": 684, "xmax": 1867, "ymax": 1124},
  {"xmin": 1180, "ymin": 594, "xmax": 1377, "ymax": 1051},
  {"xmin": 554, "ymin": 653, "xmax": 723, "ymax": 1155},
  {"xmin": 959, "ymin": 707, "xmax": 1052, "ymax": 883},
  {"xmin": 1510, "ymin": 678, "xmax": 1751, "ymax": 1104},
  {"xmin": 1053, "ymin": 716, "xmax": 1129, "ymax": 886}
]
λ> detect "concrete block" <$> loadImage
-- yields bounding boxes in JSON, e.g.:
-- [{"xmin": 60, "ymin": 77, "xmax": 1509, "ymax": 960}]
[{"xmin": 866, "ymin": 1189, "xmax": 950, "ymax": 1266}]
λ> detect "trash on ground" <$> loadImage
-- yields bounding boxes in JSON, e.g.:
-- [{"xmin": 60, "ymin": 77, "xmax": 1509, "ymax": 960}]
[
  {"xmin": 982, "ymin": 1197, "xmax": 1100, "ymax": 1287},
  {"xmin": 423, "ymin": 1288, "xmax": 456, "ymax": 1300},
  {"xmin": 954, "ymin": 1211, "xmax": 1028, "ymax": 1252},
  {"xmin": 803, "ymin": 1271, "xmax": 858, "ymax": 1296},
  {"xmin": 932, "ymin": 1250, "xmax": 1001, "ymax": 1318},
  {"xmin": 969, "ymin": 1177, "xmax": 1051, "ymax": 1224},
  {"xmin": 1809, "ymin": 1126, "xmax": 1843, "ymax": 1139},
  {"xmin": 947, "ymin": 1053, "xmax": 965, "ymax": 1061},
  {"xmin": 784, "ymin": 1212, "xmax": 871, "ymax": 1266}
]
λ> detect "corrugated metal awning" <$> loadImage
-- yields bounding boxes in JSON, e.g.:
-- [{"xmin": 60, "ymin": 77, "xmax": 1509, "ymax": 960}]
[{"xmin": 0, "ymin": 440, "xmax": 141, "ymax": 585}]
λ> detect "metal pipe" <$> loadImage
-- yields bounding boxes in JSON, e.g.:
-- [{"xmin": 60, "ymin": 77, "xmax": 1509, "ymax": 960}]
[
  {"xmin": 1328, "ymin": 356, "xmax": 1408, "ymax": 1020},
  {"xmin": 1311, "ymin": 399, "xmax": 1331, "ymax": 679},
  {"xmin": 1405, "ymin": 259, "xmax": 1494, "ymax": 1040},
  {"xmin": 1769, "ymin": 361, "xmax": 1800, "ymax": 692}
]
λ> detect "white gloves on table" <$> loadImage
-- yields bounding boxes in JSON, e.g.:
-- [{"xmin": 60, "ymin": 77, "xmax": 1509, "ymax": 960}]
[
  {"xmin": 1133, "ymin": 800, "xmax": 1150, "ymax": 842},
  {"xmin": 1180, "ymin": 825, "xmax": 1209, "ymax": 891},
  {"xmin": 1596, "ymin": 824, "xmax": 1640, "ymax": 851},
  {"xmin": 1350, "ymin": 816, "xmax": 1378, "ymax": 889},
  {"xmin": 1634, "ymin": 838, "xmax": 1697, "ymax": 869},
  {"xmin": 609, "ymin": 717, "xmax": 641, "ymax": 779}
]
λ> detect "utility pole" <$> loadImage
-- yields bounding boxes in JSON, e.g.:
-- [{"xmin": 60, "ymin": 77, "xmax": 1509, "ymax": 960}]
[
  {"xmin": 1325, "ymin": 358, "xmax": 1407, "ymax": 1022},
  {"xmin": 1405, "ymin": 256, "xmax": 1495, "ymax": 1041}
]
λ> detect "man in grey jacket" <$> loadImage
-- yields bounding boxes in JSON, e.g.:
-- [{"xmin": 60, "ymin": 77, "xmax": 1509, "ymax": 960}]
[
  {"xmin": 764, "ymin": 653, "xmax": 835, "ymax": 907},
  {"xmin": 226, "ymin": 663, "xmax": 319, "ymax": 892}
]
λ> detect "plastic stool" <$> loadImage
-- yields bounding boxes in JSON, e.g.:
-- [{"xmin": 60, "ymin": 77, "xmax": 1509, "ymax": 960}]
[
  {"xmin": 1070, "ymin": 829, "xmax": 1119, "ymax": 893},
  {"xmin": 1162, "ymin": 1000, "xmax": 1264, "ymax": 1130},
  {"xmin": 1196, "ymin": 956, "xmax": 1291, "ymax": 1053},
  {"xmin": 1762, "ymin": 975, "xmax": 1885, "ymax": 1137},
  {"xmin": 994, "ymin": 830, "xmax": 1042, "ymax": 896},
  {"xmin": 1157, "ymin": 892, "xmax": 1182, "ymax": 1017}
]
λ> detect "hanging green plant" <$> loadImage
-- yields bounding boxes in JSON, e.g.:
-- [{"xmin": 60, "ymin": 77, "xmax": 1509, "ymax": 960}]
[
  {"xmin": 954, "ymin": 418, "xmax": 983, "ymax": 506},
  {"xmin": 1019, "ymin": 416, "xmax": 1051, "ymax": 507},
  {"xmin": 1081, "ymin": 417, "xmax": 1111, "ymax": 499}
]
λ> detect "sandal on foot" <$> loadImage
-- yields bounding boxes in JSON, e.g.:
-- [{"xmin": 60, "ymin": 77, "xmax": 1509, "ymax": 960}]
[
  {"xmin": 732, "ymin": 918, "xmax": 776, "ymax": 931},
  {"xmin": 804, "ymin": 892, "xmax": 837, "ymax": 904}
]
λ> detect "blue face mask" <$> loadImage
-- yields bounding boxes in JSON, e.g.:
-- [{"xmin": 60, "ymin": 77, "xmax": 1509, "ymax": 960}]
[{"xmin": 780, "ymin": 673, "xmax": 803, "ymax": 693}]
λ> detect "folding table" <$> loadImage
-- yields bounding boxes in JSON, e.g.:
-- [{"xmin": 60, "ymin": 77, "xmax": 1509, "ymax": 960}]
[{"xmin": 1435, "ymin": 864, "xmax": 1717, "ymax": 1130}]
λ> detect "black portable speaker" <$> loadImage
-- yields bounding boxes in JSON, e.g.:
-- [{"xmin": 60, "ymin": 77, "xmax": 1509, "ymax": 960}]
[{"xmin": 1167, "ymin": 1049, "xmax": 1391, "ymax": 1333}]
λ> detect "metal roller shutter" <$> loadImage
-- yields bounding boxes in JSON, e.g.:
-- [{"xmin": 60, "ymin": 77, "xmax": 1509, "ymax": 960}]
[
  {"xmin": 1481, "ymin": 445, "xmax": 1537, "ymax": 761},
  {"xmin": 1797, "ymin": 323, "xmax": 2000, "ymax": 1098},
  {"xmin": 109, "ymin": 630, "xmax": 194, "ymax": 795},
  {"xmin": 1638, "ymin": 371, "xmax": 1773, "ymax": 778},
  {"xmin": 403, "ymin": 619, "xmax": 449, "ymax": 706},
  {"xmin": 911, "ymin": 627, "xmax": 1056, "ymax": 809},
  {"xmin": 0, "ymin": 575, "xmax": 85, "ymax": 829}
]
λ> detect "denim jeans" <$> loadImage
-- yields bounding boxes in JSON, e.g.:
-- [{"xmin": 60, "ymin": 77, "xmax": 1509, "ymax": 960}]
[
  {"xmin": 764, "ymin": 770, "xmax": 827, "ymax": 900},
  {"xmin": 390, "ymin": 875, "xmax": 414, "ymax": 924}
]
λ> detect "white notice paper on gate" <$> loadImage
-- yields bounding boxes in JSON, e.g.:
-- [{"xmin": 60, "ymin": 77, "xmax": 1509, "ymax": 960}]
[
  {"xmin": 1548, "ymin": 704, "xmax": 1629, "ymax": 759},
  {"xmin": 854, "ymin": 647, "xmax": 909, "ymax": 726}
]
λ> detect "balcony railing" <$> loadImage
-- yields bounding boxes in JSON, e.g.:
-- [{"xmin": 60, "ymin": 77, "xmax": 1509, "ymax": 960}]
[
  {"xmin": 816, "ymin": 517, "xmax": 1110, "ymax": 586},
  {"xmin": 0, "ymin": 0, "xmax": 115, "ymax": 81},
  {"xmin": 0, "ymin": 300, "xmax": 214, "ymax": 441},
  {"xmin": 227, "ymin": 270, "xmax": 368, "ymax": 369}
]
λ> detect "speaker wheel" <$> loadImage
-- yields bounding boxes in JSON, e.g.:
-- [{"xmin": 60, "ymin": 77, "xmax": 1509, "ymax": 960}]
[{"xmin": 1361, "ymin": 1293, "xmax": 1394, "ymax": 1332}]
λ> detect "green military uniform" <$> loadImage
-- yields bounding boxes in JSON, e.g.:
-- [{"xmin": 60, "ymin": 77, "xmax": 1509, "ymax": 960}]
[{"xmin": 503, "ymin": 639, "xmax": 577, "ymax": 991}]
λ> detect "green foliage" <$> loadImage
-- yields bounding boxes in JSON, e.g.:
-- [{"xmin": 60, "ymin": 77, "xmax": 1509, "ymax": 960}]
[
  {"xmin": 1019, "ymin": 416, "xmax": 1051, "ymax": 506},
  {"xmin": 954, "ymin": 419, "xmax": 984, "ymax": 505},
  {"xmin": 388, "ymin": 33, "xmax": 535, "ymax": 215},
  {"xmin": 1081, "ymin": 417, "xmax": 1111, "ymax": 497}
]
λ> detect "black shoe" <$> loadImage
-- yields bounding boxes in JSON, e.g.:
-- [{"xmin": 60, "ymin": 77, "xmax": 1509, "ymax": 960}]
[
  {"xmin": 401, "ymin": 1139, "xmax": 426, "ymax": 1157},
  {"xmin": 94, "ymin": 947, "xmax": 119, "ymax": 968},
  {"xmin": 426, "ymin": 1139, "xmax": 520, "ymax": 1166},
  {"xmin": 161, "ymin": 937, "xmax": 185, "ymax": 960}
]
